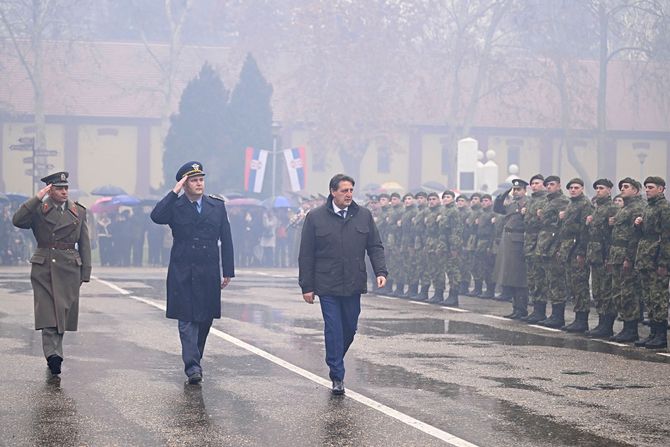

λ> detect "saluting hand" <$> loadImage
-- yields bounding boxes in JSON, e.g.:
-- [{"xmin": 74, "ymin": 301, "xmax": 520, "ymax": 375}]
[
  {"xmin": 37, "ymin": 184, "xmax": 51, "ymax": 200},
  {"xmin": 172, "ymin": 175, "xmax": 189, "ymax": 194}
]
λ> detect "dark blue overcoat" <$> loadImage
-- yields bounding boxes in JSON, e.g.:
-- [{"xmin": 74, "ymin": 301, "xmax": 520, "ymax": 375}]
[{"xmin": 151, "ymin": 192, "xmax": 235, "ymax": 321}]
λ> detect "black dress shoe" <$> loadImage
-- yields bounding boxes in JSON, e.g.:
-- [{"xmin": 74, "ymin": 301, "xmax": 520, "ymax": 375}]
[
  {"xmin": 46, "ymin": 355, "xmax": 62, "ymax": 376},
  {"xmin": 331, "ymin": 380, "xmax": 345, "ymax": 395},
  {"xmin": 188, "ymin": 372, "xmax": 203, "ymax": 385}
]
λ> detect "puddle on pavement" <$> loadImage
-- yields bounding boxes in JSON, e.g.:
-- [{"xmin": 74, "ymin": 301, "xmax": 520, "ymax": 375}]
[{"xmin": 482, "ymin": 376, "xmax": 562, "ymax": 396}]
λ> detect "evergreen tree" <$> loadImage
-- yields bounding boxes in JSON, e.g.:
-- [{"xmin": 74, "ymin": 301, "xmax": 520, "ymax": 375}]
[
  {"xmin": 163, "ymin": 62, "xmax": 230, "ymax": 192},
  {"xmin": 227, "ymin": 53, "xmax": 274, "ymax": 194}
]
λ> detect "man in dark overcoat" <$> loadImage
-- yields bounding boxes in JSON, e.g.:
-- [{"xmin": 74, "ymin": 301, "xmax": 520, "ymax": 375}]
[
  {"xmin": 12, "ymin": 171, "xmax": 91, "ymax": 376},
  {"xmin": 493, "ymin": 178, "xmax": 529, "ymax": 319},
  {"xmin": 151, "ymin": 161, "xmax": 235, "ymax": 384},
  {"xmin": 299, "ymin": 174, "xmax": 387, "ymax": 395}
]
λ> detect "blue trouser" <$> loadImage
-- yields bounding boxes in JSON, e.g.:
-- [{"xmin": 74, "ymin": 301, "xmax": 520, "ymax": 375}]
[
  {"xmin": 319, "ymin": 295, "xmax": 361, "ymax": 381},
  {"xmin": 178, "ymin": 319, "xmax": 213, "ymax": 377}
]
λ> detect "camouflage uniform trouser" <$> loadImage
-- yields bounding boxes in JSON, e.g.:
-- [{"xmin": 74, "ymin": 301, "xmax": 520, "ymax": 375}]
[
  {"xmin": 445, "ymin": 249, "xmax": 461, "ymax": 291},
  {"xmin": 543, "ymin": 257, "xmax": 567, "ymax": 304},
  {"xmin": 566, "ymin": 259, "xmax": 591, "ymax": 312},
  {"xmin": 417, "ymin": 243, "xmax": 431, "ymax": 288},
  {"xmin": 612, "ymin": 264, "xmax": 641, "ymax": 321},
  {"xmin": 428, "ymin": 247, "xmax": 446, "ymax": 290},
  {"xmin": 526, "ymin": 255, "xmax": 546, "ymax": 304},
  {"xmin": 473, "ymin": 250, "xmax": 494, "ymax": 288},
  {"xmin": 387, "ymin": 245, "xmax": 401, "ymax": 283},
  {"xmin": 637, "ymin": 269, "xmax": 669, "ymax": 323},
  {"xmin": 460, "ymin": 250, "xmax": 474, "ymax": 286},
  {"xmin": 590, "ymin": 264, "xmax": 615, "ymax": 315},
  {"xmin": 399, "ymin": 246, "xmax": 418, "ymax": 285}
]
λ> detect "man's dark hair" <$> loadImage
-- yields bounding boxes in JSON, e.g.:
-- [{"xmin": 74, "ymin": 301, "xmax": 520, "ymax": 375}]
[{"xmin": 329, "ymin": 174, "xmax": 356, "ymax": 192}]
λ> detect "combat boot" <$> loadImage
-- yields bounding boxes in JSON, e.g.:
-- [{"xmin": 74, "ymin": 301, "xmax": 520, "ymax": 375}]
[
  {"xmin": 470, "ymin": 280, "xmax": 483, "ymax": 297},
  {"xmin": 585, "ymin": 314, "xmax": 604, "ymax": 335},
  {"xmin": 609, "ymin": 320, "xmax": 639, "ymax": 343},
  {"xmin": 391, "ymin": 282, "xmax": 405, "ymax": 297},
  {"xmin": 442, "ymin": 288, "xmax": 459, "ymax": 307},
  {"xmin": 525, "ymin": 302, "xmax": 547, "ymax": 324},
  {"xmin": 458, "ymin": 281, "xmax": 470, "ymax": 295},
  {"xmin": 634, "ymin": 322, "xmax": 657, "ymax": 347},
  {"xmin": 586, "ymin": 313, "xmax": 615, "ymax": 339},
  {"xmin": 427, "ymin": 289, "xmax": 445, "ymax": 303},
  {"xmin": 412, "ymin": 284, "xmax": 429, "ymax": 301},
  {"xmin": 539, "ymin": 303, "xmax": 565, "ymax": 328},
  {"xmin": 515, "ymin": 290, "xmax": 529, "ymax": 319},
  {"xmin": 562, "ymin": 311, "xmax": 589, "ymax": 333},
  {"xmin": 402, "ymin": 283, "xmax": 418, "ymax": 299},
  {"xmin": 644, "ymin": 320, "xmax": 668, "ymax": 349},
  {"xmin": 481, "ymin": 282, "xmax": 495, "ymax": 299}
]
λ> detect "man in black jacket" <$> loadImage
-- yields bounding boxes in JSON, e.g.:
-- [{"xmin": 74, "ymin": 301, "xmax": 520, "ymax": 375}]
[{"xmin": 299, "ymin": 174, "xmax": 387, "ymax": 395}]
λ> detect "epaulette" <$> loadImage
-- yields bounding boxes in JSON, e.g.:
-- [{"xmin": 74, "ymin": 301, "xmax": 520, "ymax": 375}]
[
  {"xmin": 209, "ymin": 194, "xmax": 225, "ymax": 202},
  {"xmin": 75, "ymin": 201, "xmax": 86, "ymax": 209}
]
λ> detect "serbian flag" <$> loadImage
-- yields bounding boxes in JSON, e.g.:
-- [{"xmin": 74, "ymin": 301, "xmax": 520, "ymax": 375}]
[
  {"xmin": 244, "ymin": 147, "xmax": 268, "ymax": 193},
  {"xmin": 283, "ymin": 147, "xmax": 307, "ymax": 191}
]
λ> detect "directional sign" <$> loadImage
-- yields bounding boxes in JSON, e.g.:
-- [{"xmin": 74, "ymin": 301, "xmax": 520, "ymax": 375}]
[
  {"xmin": 34, "ymin": 150, "xmax": 58, "ymax": 156},
  {"xmin": 22, "ymin": 157, "xmax": 34, "ymax": 164},
  {"xmin": 18, "ymin": 137, "xmax": 35, "ymax": 144},
  {"xmin": 10, "ymin": 144, "xmax": 33, "ymax": 151}
]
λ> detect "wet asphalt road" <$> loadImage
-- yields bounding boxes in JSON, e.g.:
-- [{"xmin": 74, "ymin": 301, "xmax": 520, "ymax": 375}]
[{"xmin": 1, "ymin": 266, "xmax": 669, "ymax": 447}]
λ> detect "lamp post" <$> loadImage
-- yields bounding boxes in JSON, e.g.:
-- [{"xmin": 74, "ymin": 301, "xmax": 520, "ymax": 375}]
[
  {"xmin": 271, "ymin": 121, "xmax": 282, "ymax": 197},
  {"xmin": 633, "ymin": 142, "xmax": 649, "ymax": 180}
]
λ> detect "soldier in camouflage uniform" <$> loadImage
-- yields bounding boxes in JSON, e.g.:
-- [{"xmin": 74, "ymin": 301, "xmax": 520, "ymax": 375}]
[
  {"xmin": 489, "ymin": 206, "xmax": 507, "ymax": 300},
  {"xmin": 381, "ymin": 193, "xmax": 405, "ymax": 296},
  {"xmin": 557, "ymin": 178, "xmax": 594, "ymax": 333},
  {"xmin": 607, "ymin": 177, "xmax": 646, "ymax": 342},
  {"xmin": 536, "ymin": 176, "xmax": 570, "ymax": 328},
  {"xmin": 457, "ymin": 195, "xmax": 473, "ymax": 295},
  {"xmin": 425, "ymin": 193, "xmax": 445, "ymax": 303},
  {"xmin": 411, "ymin": 192, "xmax": 430, "ymax": 300},
  {"xmin": 440, "ymin": 190, "xmax": 463, "ymax": 305},
  {"xmin": 521, "ymin": 174, "xmax": 548, "ymax": 322},
  {"xmin": 397, "ymin": 193, "xmax": 419, "ymax": 298},
  {"xmin": 584, "ymin": 179, "xmax": 619, "ymax": 338},
  {"xmin": 633, "ymin": 176, "xmax": 669, "ymax": 349},
  {"xmin": 375, "ymin": 193, "xmax": 392, "ymax": 294},
  {"xmin": 473, "ymin": 194, "xmax": 495, "ymax": 298}
]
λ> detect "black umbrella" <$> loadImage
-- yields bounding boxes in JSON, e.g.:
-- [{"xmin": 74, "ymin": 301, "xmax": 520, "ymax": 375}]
[{"xmin": 90, "ymin": 185, "xmax": 127, "ymax": 196}]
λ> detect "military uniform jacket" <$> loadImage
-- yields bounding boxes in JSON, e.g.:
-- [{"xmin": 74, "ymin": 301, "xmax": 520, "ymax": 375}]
[
  {"xmin": 523, "ymin": 190, "xmax": 547, "ymax": 257},
  {"xmin": 556, "ymin": 194, "xmax": 593, "ymax": 262},
  {"xmin": 457, "ymin": 208, "xmax": 471, "ymax": 251},
  {"xmin": 536, "ymin": 191, "xmax": 569, "ymax": 258},
  {"xmin": 465, "ymin": 205, "xmax": 482, "ymax": 251},
  {"xmin": 151, "ymin": 192, "xmax": 235, "ymax": 322},
  {"xmin": 413, "ymin": 205, "xmax": 429, "ymax": 250},
  {"xmin": 12, "ymin": 196, "xmax": 91, "ymax": 332},
  {"xmin": 400, "ymin": 205, "xmax": 418, "ymax": 251},
  {"xmin": 424, "ymin": 206, "xmax": 442, "ymax": 250},
  {"xmin": 608, "ymin": 195, "xmax": 646, "ymax": 265},
  {"xmin": 439, "ymin": 203, "xmax": 462, "ymax": 251},
  {"xmin": 475, "ymin": 207, "xmax": 495, "ymax": 253},
  {"xmin": 385, "ymin": 204, "xmax": 404, "ymax": 251},
  {"xmin": 586, "ymin": 196, "xmax": 618, "ymax": 265},
  {"xmin": 634, "ymin": 195, "xmax": 670, "ymax": 271},
  {"xmin": 298, "ymin": 197, "xmax": 387, "ymax": 296},
  {"xmin": 493, "ymin": 193, "xmax": 527, "ymax": 287}
]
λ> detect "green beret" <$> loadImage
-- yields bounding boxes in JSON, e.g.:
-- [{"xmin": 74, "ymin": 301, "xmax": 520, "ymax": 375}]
[
  {"xmin": 618, "ymin": 177, "xmax": 640, "ymax": 191},
  {"xmin": 566, "ymin": 178, "xmax": 584, "ymax": 189},
  {"xmin": 644, "ymin": 176, "xmax": 665, "ymax": 187},
  {"xmin": 593, "ymin": 178, "xmax": 613, "ymax": 189}
]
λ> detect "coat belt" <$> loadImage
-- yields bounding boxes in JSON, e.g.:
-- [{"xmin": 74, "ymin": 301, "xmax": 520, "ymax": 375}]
[{"xmin": 38, "ymin": 242, "xmax": 76, "ymax": 249}]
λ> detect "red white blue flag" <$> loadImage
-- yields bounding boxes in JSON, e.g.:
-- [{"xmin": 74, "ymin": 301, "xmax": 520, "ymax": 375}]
[
  {"xmin": 283, "ymin": 147, "xmax": 307, "ymax": 192},
  {"xmin": 244, "ymin": 147, "xmax": 268, "ymax": 193}
]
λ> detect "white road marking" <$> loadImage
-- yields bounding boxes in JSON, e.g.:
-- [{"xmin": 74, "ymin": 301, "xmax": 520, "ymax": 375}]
[
  {"xmin": 93, "ymin": 276, "xmax": 480, "ymax": 447},
  {"xmin": 656, "ymin": 352, "xmax": 670, "ymax": 358},
  {"xmin": 442, "ymin": 307, "xmax": 469, "ymax": 313},
  {"xmin": 412, "ymin": 301, "xmax": 431, "ymax": 306},
  {"xmin": 482, "ymin": 314, "xmax": 509, "ymax": 321},
  {"xmin": 600, "ymin": 341, "xmax": 628, "ymax": 347},
  {"xmin": 527, "ymin": 324, "xmax": 562, "ymax": 332}
]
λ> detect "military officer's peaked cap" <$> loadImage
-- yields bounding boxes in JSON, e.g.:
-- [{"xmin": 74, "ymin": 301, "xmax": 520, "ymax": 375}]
[
  {"xmin": 543, "ymin": 175, "xmax": 560, "ymax": 186},
  {"xmin": 529, "ymin": 173, "xmax": 544, "ymax": 184},
  {"xmin": 644, "ymin": 176, "xmax": 665, "ymax": 187},
  {"xmin": 511, "ymin": 178, "xmax": 529, "ymax": 188},
  {"xmin": 176, "ymin": 161, "xmax": 205, "ymax": 181},
  {"xmin": 593, "ymin": 178, "xmax": 614, "ymax": 189},
  {"xmin": 566, "ymin": 178, "xmax": 584, "ymax": 189},
  {"xmin": 40, "ymin": 171, "xmax": 69, "ymax": 186},
  {"xmin": 618, "ymin": 177, "xmax": 641, "ymax": 191}
]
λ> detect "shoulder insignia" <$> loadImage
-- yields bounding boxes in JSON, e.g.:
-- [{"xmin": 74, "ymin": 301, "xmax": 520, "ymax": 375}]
[
  {"xmin": 75, "ymin": 201, "xmax": 86, "ymax": 209},
  {"xmin": 69, "ymin": 203, "xmax": 79, "ymax": 216},
  {"xmin": 209, "ymin": 194, "xmax": 225, "ymax": 202},
  {"xmin": 42, "ymin": 202, "xmax": 50, "ymax": 213}
]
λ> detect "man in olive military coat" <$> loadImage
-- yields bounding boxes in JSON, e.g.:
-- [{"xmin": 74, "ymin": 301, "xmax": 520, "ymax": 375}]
[
  {"xmin": 12, "ymin": 171, "xmax": 91, "ymax": 376},
  {"xmin": 151, "ymin": 161, "xmax": 235, "ymax": 384}
]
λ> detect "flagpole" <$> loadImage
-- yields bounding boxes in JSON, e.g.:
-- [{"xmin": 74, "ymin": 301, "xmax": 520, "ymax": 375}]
[{"xmin": 271, "ymin": 121, "xmax": 281, "ymax": 197}]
